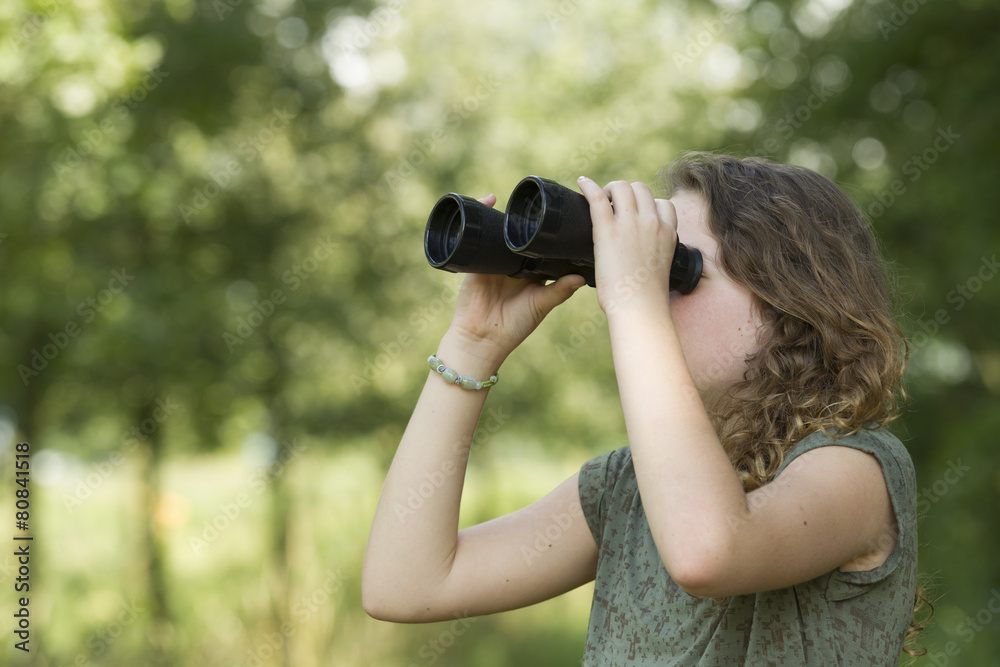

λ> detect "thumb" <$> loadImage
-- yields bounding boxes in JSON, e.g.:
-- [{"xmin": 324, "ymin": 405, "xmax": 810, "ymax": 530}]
[{"xmin": 534, "ymin": 274, "xmax": 586, "ymax": 315}]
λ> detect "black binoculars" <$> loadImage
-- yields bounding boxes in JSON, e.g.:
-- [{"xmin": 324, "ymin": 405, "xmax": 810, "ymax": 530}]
[{"xmin": 423, "ymin": 176, "xmax": 702, "ymax": 294}]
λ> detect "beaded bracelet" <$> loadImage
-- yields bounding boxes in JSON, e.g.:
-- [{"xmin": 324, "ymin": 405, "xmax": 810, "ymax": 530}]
[{"xmin": 427, "ymin": 354, "xmax": 498, "ymax": 390}]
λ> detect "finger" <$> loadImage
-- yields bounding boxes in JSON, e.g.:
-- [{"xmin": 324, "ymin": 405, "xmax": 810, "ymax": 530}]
[
  {"xmin": 603, "ymin": 180, "xmax": 637, "ymax": 218},
  {"xmin": 477, "ymin": 193, "xmax": 498, "ymax": 208},
  {"xmin": 577, "ymin": 176, "xmax": 614, "ymax": 219},
  {"xmin": 533, "ymin": 274, "xmax": 587, "ymax": 316},
  {"xmin": 654, "ymin": 198, "xmax": 679, "ymax": 233},
  {"xmin": 631, "ymin": 182, "xmax": 658, "ymax": 223}
]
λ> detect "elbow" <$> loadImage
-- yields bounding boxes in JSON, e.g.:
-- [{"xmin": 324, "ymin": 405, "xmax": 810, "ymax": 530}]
[
  {"xmin": 361, "ymin": 573, "xmax": 410, "ymax": 622},
  {"xmin": 363, "ymin": 591, "xmax": 444, "ymax": 624},
  {"xmin": 362, "ymin": 582, "xmax": 409, "ymax": 622},
  {"xmin": 362, "ymin": 599, "xmax": 399, "ymax": 623},
  {"xmin": 662, "ymin": 534, "xmax": 737, "ymax": 599},
  {"xmin": 362, "ymin": 570, "xmax": 433, "ymax": 623},
  {"xmin": 361, "ymin": 582, "xmax": 388, "ymax": 621},
  {"xmin": 670, "ymin": 558, "xmax": 727, "ymax": 599},
  {"xmin": 361, "ymin": 561, "xmax": 396, "ymax": 621}
]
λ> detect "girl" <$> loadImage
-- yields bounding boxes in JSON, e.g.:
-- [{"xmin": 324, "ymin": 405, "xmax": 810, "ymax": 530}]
[{"xmin": 362, "ymin": 154, "xmax": 924, "ymax": 665}]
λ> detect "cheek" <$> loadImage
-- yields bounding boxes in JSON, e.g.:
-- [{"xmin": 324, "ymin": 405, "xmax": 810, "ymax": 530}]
[{"xmin": 671, "ymin": 288, "xmax": 760, "ymax": 388}]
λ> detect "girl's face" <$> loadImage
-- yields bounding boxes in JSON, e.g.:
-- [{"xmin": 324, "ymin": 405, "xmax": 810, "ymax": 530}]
[{"xmin": 666, "ymin": 191, "xmax": 763, "ymax": 397}]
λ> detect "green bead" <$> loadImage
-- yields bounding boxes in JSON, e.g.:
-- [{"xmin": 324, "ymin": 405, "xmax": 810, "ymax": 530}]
[
  {"xmin": 459, "ymin": 376, "xmax": 481, "ymax": 390},
  {"xmin": 441, "ymin": 367, "xmax": 459, "ymax": 383}
]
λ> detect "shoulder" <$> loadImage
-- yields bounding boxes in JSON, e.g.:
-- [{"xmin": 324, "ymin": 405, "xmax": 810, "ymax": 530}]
[
  {"xmin": 777, "ymin": 427, "xmax": 917, "ymax": 526},
  {"xmin": 779, "ymin": 427, "xmax": 915, "ymax": 490},
  {"xmin": 578, "ymin": 445, "xmax": 635, "ymax": 541},
  {"xmin": 775, "ymin": 427, "xmax": 918, "ymax": 579}
]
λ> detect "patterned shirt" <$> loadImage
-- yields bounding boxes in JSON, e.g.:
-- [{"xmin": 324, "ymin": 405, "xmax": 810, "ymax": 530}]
[{"xmin": 578, "ymin": 428, "xmax": 918, "ymax": 666}]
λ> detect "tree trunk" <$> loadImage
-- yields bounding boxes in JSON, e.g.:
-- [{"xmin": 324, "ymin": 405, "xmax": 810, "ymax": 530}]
[
  {"xmin": 137, "ymin": 399, "xmax": 174, "ymax": 665},
  {"xmin": 266, "ymin": 339, "xmax": 293, "ymax": 667}
]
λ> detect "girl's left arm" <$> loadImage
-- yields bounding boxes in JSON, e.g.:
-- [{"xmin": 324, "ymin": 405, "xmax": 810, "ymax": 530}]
[{"xmin": 577, "ymin": 177, "xmax": 896, "ymax": 599}]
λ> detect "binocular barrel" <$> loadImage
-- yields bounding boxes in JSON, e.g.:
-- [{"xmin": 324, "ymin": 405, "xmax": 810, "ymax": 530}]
[{"xmin": 424, "ymin": 176, "xmax": 702, "ymax": 294}]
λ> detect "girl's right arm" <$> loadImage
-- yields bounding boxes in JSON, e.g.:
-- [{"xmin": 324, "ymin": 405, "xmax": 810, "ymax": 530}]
[{"xmin": 362, "ymin": 213, "xmax": 596, "ymax": 622}]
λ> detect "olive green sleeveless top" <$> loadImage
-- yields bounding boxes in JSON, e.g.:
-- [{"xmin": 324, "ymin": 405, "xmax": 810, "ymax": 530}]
[{"xmin": 578, "ymin": 428, "xmax": 917, "ymax": 666}]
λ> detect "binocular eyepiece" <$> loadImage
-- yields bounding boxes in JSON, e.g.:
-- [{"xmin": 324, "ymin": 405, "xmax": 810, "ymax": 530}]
[{"xmin": 424, "ymin": 176, "xmax": 702, "ymax": 295}]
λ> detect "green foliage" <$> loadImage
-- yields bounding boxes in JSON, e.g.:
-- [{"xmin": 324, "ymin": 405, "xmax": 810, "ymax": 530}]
[{"xmin": 0, "ymin": 0, "xmax": 997, "ymax": 664}]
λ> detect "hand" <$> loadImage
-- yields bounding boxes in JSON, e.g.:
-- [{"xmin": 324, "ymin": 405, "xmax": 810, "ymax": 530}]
[
  {"xmin": 577, "ymin": 177, "xmax": 678, "ymax": 316},
  {"xmin": 445, "ymin": 195, "xmax": 587, "ymax": 365}
]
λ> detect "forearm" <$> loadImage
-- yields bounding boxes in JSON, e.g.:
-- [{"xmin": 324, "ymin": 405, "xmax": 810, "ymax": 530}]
[
  {"xmin": 607, "ymin": 304, "xmax": 748, "ymax": 589},
  {"xmin": 362, "ymin": 331, "xmax": 504, "ymax": 616}
]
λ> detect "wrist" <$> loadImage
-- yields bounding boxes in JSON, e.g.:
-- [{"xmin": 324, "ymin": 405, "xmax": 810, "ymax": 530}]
[
  {"xmin": 603, "ymin": 285, "xmax": 672, "ymax": 320},
  {"xmin": 436, "ymin": 329, "xmax": 507, "ymax": 380}
]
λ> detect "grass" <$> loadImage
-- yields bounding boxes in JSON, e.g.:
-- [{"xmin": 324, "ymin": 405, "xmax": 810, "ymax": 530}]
[{"xmin": 0, "ymin": 440, "xmax": 594, "ymax": 666}]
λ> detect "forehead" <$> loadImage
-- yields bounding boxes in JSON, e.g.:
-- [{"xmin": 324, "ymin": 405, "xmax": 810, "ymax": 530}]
[{"xmin": 670, "ymin": 191, "xmax": 717, "ymax": 258}]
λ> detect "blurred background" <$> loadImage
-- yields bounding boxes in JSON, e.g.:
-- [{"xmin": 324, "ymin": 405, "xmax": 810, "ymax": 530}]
[{"xmin": 0, "ymin": 0, "xmax": 997, "ymax": 664}]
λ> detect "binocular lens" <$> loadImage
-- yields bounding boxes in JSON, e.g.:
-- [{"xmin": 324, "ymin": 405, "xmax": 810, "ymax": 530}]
[
  {"xmin": 505, "ymin": 184, "xmax": 543, "ymax": 253},
  {"xmin": 505, "ymin": 176, "xmax": 595, "ymax": 259},
  {"xmin": 424, "ymin": 194, "xmax": 477, "ymax": 268},
  {"xmin": 425, "ymin": 195, "xmax": 465, "ymax": 267}
]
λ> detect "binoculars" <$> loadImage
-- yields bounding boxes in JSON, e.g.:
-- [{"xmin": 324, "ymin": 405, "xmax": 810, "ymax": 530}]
[{"xmin": 423, "ymin": 176, "xmax": 702, "ymax": 294}]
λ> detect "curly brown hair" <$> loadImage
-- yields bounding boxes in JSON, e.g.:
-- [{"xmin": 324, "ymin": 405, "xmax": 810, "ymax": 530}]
[
  {"xmin": 663, "ymin": 152, "xmax": 906, "ymax": 489},
  {"xmin": 662, "ymin": 152, "xmax": 930, "ymax": 656}
]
